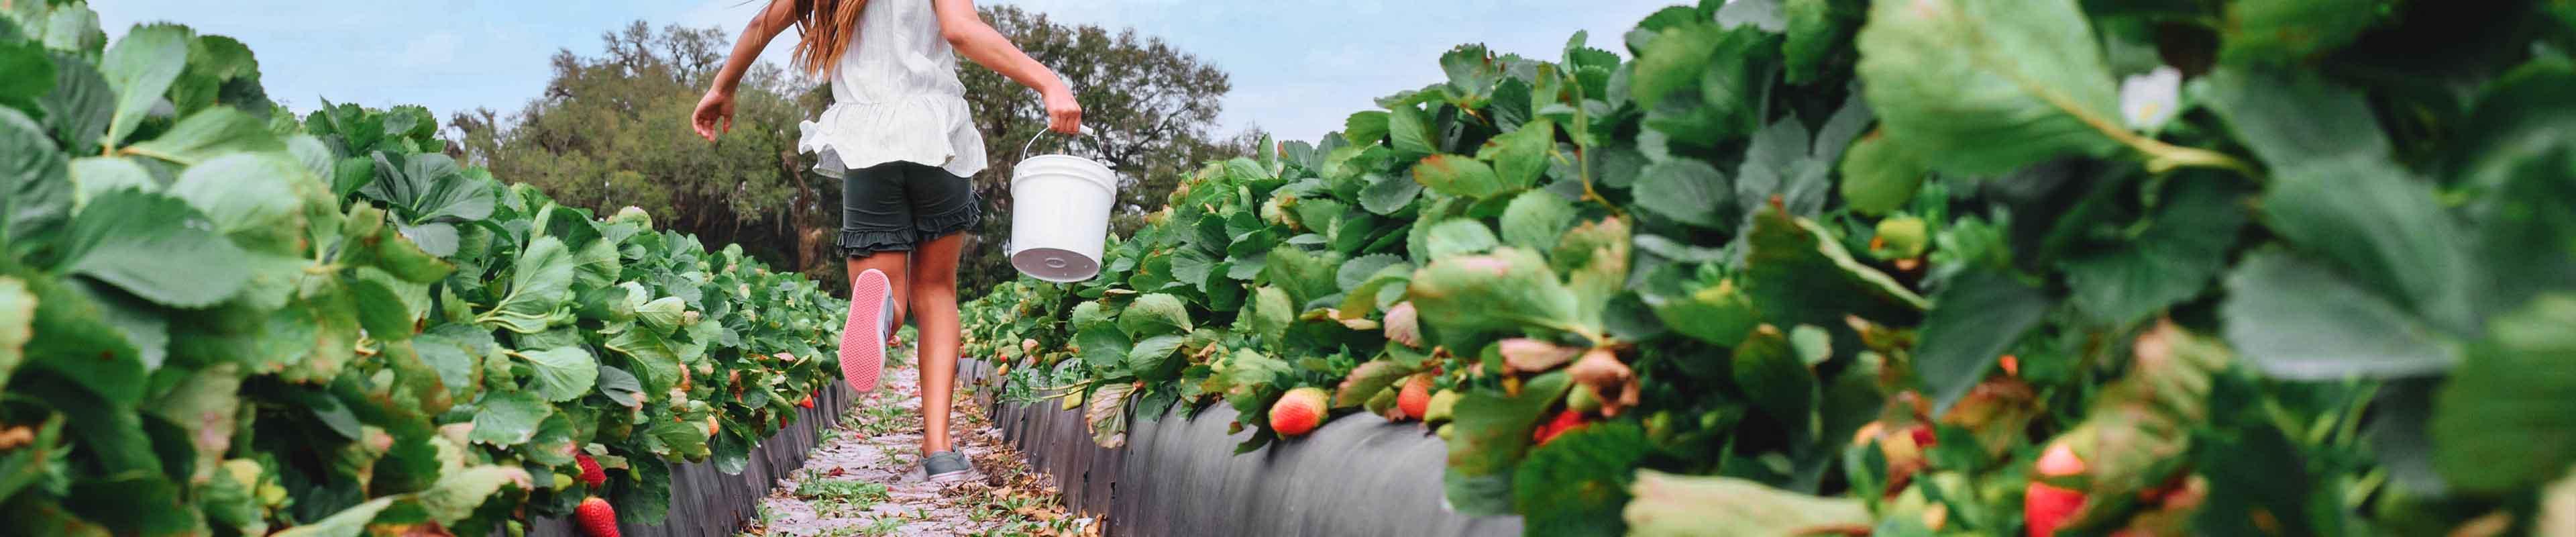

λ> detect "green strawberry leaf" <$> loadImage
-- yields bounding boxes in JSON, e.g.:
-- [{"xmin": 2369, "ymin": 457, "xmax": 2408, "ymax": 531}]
[
  {"xmin": 1126, "ymin": 334, "xmax": 1187, "ymax": 381},
  {"xmin": 40, "ymin": 50, "xmax": 115, "ymax": 155},
  {"xmin": 62, "ymin": 188, "xmax": 250, "ymax": 308},
  {"xmin": 1739, "ymin": 207, "xmax": 1927, "ymax": 332},
  {"xmin": 120, "ymin": 107, "xmax": 282, "ymax": 165},
  {"xmin": 468, "ymin": 389, "xmax": 550, "ymax": 446},
  {"xmin": 595, "ymin": 364, "xmax": 644, "ymax": 408},
  {"xmin": 477, "ymin": 236, "xmax": 576, "ymax": 334},
  {"xmin": 1854, "ymin": 0, "xmax": 2127, "ymax": 176},
  {"xmin": 1916, "ymin": 268, "xmax": 2053, "ymax": 413},
  {"xmin": 1336, "ymin": 254, "xmax": 1407, "ymax": 293},
  {"xmin": 2219, "ymin": 0, "xmax": 2384, "ymax": 64},
  {"xmin": 1481, "ymin": 119, "xmax": 1556, "ymax": 191},
  {"xmin": 1446, "ymin": 371, "xmax": 1572, "ymax": 516},
  {"xmin": 1075, "ymin": 326, "xmax": 1132, "ymax": 374},
  {"xmin": 1633, "ymin": 160, "xmax": 1730, "ymax": 228},
  {"xmin": 1, "ymin": 108, "xmax": 71, "ymax": 256},
  {"xmin": 2061, "ymin": 175, "xmax": 2247, "ymax": 326},
  {"xmin": 1408, "ymin": 247, "xmax": 1589, "ymax": 338},
  {"xmin": 1515, "ymin": 422, "xmax": 1652, "ymax": 537},
  {"xmin": 2222, "ymin": 251, "xmax": 2456, "ymax": 380},
  {"xmin": 1388, "ymin": 105, "xmax": 1436, "ymax": 158},
  {"xmin": 2261, "ymin": 156, "xmax": 2479, "ymax": 335},
  {"xmin": 1415, "ymin": 154, "xmax": 1507, "ymax": 199},
  {"xmin": 1835, "ymin": 131, "xmax": 1922, "ymax": 216},
  {"xmin": 1344, "ymin": 110, "xmax": 1390, "ymax": 146},
  {"xmin": 1070, "ymin": 301, "xmax": 1114, "ymax": 331},
  {"xmin": 1643, "ymin": 270, "xmax": 1760, "ymax": 350},
  {"xmin": 1119, "ymin": 293, "xmax": 1194, "ymax": 337},
  {"xmin": 518, "ymin": 346, "xmax": 600, "ymax": 403},
  {"xmin": 1734, "ymin": 327, "xmax": 1820, "ymax": 433},
  {"xmin": 0, "ymin": 40, "xmax": 52, "ymax": 106},
  {"xmin": 1623, "ymin": 471, "xmax": 1870, "ymax": 535},
  {"xmin": 1500, "ymin": 189, "xmax": 1578, "ymax": 252},
  {"xmin": 2432, "ymin": 294, "xmax": 2576, "ymax": 493},
  {"xmin": 99, "ymin": 23, "xmax": 186, "ymax": 148},
  {"xmin": 269, "ymin": 497, "xmax": 394, "ymax": 537},
  {"xmin": 2198, "ymin": 66, "xmax": 2390, "ymax": 172},
  {"xmin": 1360, "ymin": 172, "xmax": 1424, "ymax": 215},
  {"xmin": 166, "ymin": 153, "xmax": 315, "ymax": 255},
  {"xmin": 1781, "ymin": 0, "xmax": 1861, "ymax": 85},
  {"xmin": 1424, "ymin": 218, "xmax": 1501, "ymax": 260},
  {"xmin": 416, "ymin": 465, "xmax": 531, "ymax": 524},
  {"xmin": 415, "ymin": 324, "xmax": 490, "ymax": 401}
]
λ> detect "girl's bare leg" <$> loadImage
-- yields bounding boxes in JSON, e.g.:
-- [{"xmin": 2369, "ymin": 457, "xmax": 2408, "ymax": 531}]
[{"xmin": 908, "ymin": 232, "xmax": 969, "ymax": 453}]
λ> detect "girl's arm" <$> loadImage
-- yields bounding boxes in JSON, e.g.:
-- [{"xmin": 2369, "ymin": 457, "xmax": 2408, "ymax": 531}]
[
  {"xmin": 693, "ymin": 0, "xmax": 803, "ymax": 141},
  {"xmin": 933, "ymin": 0, "xmax": 1082, "ymax": 134}
]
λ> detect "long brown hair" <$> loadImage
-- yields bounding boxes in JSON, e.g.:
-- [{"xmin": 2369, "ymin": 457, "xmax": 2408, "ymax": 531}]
[{"xmin": 790, "ymin": 0, "xmax": 871, "ymax": 76}]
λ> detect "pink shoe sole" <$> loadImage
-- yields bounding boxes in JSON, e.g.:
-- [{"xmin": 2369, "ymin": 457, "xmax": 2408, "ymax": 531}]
[{"xmin": 840, "ymin": 269, "xmax": 893, "ymax": 393}]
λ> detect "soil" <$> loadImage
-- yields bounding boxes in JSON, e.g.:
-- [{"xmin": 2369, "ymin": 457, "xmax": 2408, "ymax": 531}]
[{"xmin": 743, "ymin": 361, "xmax": 1090, "ymax": 537}]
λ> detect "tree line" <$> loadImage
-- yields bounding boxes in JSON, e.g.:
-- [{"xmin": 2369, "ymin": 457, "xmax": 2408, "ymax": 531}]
[{"xmin": 449, "ymin": 6, "xmax": 1256, "ymax": 295}]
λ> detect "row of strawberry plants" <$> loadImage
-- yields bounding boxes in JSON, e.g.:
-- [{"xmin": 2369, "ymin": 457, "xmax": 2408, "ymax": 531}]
[
  {"xmin": 965, "ymin": 0, "xmax": 2576, "ymax": 535},
  {"xmin": 0, "ymin": 2, "xmax": 846, "ymax": 535}
]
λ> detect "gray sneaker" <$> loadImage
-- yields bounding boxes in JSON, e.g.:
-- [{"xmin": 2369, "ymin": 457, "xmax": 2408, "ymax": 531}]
[{"xmin": 922, "ymin": 451, "xmax": 974, "ymax": 483}]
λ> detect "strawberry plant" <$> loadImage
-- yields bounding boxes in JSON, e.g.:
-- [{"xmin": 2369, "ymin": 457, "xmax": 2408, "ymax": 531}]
[
  {"xmin": 0, "ymin": 2, "xmax": 846, "ymax": 534},
  {"xmin": 967, "ymin": 0, "xmax": 2576, "ymax": 535}
]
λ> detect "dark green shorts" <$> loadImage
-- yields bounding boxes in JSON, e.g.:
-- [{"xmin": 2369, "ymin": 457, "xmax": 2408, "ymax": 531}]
[{"xmin": 838, "ymin": 161, "xmax": 981, "ymax": 258}]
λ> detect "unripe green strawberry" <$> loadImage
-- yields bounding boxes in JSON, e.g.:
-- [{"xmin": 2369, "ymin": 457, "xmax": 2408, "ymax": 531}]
[
  {"xmin": 1424, "ymin": 389, "xmax": 1461, "ymax": 424},
  {"xmin": 1874, "ymin": 215, "xmax": 1929, "ymax": 259},
  {"xmin": 1566, "ymin": 384, "xmax": 1604, "ymax": 415}
]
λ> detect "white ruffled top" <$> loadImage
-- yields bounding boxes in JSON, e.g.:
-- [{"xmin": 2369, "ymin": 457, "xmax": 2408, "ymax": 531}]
[{"xmin": 797, "ymin": 0, "xmax": 987, "ymax": 179}]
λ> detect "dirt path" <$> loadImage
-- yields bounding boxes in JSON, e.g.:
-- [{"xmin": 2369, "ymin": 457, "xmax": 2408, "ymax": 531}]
[{"xmin": 743, "ymin": 357, "xmax": 1089, "ymax": 537}]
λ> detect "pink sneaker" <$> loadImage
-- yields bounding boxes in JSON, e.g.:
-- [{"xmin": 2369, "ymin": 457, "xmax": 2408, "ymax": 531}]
[{"xmin": 840, "ymin": 268, "xmax": 894, "ymax": 393}]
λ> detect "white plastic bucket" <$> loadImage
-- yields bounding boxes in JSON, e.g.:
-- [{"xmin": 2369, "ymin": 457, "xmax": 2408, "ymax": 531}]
[{"xmin": 1008, "ymin": 132, "xmax": 1117, "ymax": 283}]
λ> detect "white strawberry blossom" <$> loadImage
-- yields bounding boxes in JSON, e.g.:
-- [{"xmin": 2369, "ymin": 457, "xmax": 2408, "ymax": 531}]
[{"xmin": 2121, "ymin": 66, "xmax": 2183, "ymax": 133}]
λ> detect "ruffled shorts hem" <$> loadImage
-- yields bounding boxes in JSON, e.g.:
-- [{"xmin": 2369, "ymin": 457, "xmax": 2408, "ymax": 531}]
[{"xmin": 837, "ymin": 229, "xmax": 916, "ymax": 257}]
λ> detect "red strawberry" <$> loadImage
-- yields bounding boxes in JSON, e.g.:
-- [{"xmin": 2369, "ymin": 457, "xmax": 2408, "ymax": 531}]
[
  {"xmin": 1269, "ymin": 387, "xmax": 1330, "ymax": 437},
  {"xmin": 2024, "ymin": 482, "xmax": 2084, "ymax": 537},
  {"xmin": 798, "ymin": 395, "xmax": 816, "ymax": 409},
  {"xmin": 2024, "ymin": 441, "xmax": 2088, "ymax": 537},
  {"xmin": 1909, "ymin": 424, "xmax": 1937, "ymax": 448},
  {"xmin": 575, "ymin": 497, "xmax": 619, "ymax": 537},
  {"xmin": 1397, "ymin": 374, "xmax": 1434, "ymax": 420},
  {"xmin": 574, "ymin": 453, "xmax": 606, "ymax": 489},
  {"xmin": 1532, "ymin": 409, "xmax": 1587, "ymax": 446}
]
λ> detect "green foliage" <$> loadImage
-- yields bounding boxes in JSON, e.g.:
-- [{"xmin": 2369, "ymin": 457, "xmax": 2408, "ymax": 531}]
[
  {"xmin": 0, "ymin": 5, "xmax": 847, "ymax": 534},
  {"xmin": 961, "ymin": 0, "xmax": 2576, "ymax": 534}
]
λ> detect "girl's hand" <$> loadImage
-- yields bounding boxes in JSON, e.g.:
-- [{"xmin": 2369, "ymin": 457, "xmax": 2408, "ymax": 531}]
[
  {"xmin": 1044, "ymin": 87, "xmax": 1082, "ymax": 134},
  {"xmin": 692, "ymin": 90, "xmax": 737, "ymax": 142}
]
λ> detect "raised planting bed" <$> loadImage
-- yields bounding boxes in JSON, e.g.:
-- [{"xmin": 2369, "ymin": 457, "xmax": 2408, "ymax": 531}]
[
  {"xmin": 519, "ymin": 383, "xmax": 859, "ymax": 537},
  {"xmin": 961, "ymin": 358, "xmax": 1522, "ymax": 536}
]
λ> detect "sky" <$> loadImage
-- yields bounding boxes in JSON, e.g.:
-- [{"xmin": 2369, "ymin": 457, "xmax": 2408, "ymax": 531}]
[{"xmin": 92, "ymin": 0, "xmax": 1673, "ymax": 144}]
